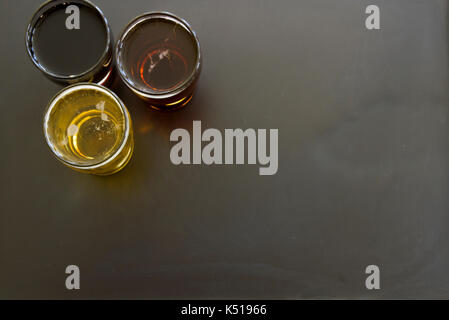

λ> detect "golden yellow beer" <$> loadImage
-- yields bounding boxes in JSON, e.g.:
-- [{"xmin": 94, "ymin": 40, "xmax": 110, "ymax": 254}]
[{"xmin": 43, "ymin": 83, "xmax": 133, "ymax": 175}]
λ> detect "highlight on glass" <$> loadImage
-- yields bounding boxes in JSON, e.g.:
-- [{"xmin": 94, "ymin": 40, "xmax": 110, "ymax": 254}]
[
  {"xmin": 115, "ymin": 12, "xmax": 202, "ymax": 110},
  {"xmin": 43, "ymin": 83, "xmax": 133, "ymax": 175},
  {"xmin": 26, "ymin": 0, "xmax": 114, "ymax": 85}
]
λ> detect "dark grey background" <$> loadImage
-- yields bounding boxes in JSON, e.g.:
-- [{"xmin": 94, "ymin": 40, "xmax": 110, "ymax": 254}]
[{"xmin": 1, "ymin": 0, "xmax": 448, "ymax": 299}]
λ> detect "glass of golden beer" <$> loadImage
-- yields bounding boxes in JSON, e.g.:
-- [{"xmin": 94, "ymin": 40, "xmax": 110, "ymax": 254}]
[{"xmin": 43, "ymin": 83, "xmax": 133, "ymax": 175}]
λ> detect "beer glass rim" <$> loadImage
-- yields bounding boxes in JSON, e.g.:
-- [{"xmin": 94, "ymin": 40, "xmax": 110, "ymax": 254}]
[
  {"xmin": 25, "ymin": 0, "xmax": 112, "ymax": 82},
  {"xmin": 115, "ymin": 11, "xmax": 202, "ymax": 100},
  {"xmin": 43, "ymin": 83, "xmax": 131, "ymax": 170}
]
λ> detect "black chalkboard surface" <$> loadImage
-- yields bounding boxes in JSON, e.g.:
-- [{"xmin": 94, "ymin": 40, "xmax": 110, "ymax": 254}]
[{"xmin": 0, "ymin": 0, "xmax": 448, "ymax": 299}]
